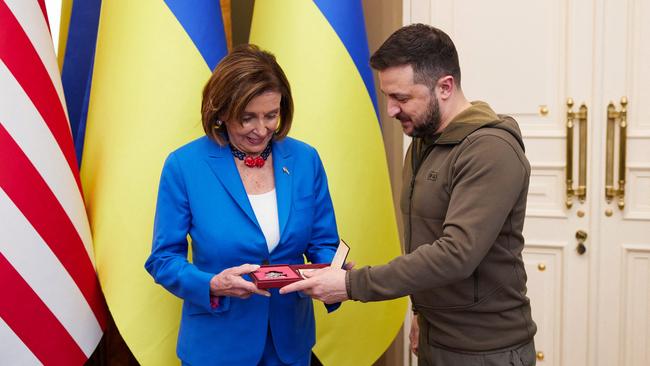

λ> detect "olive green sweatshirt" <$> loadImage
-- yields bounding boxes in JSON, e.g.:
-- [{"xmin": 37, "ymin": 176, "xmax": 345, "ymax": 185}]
[{"xmin": 347, "ymin": 101, "xmax": 536, "ymax": 351}]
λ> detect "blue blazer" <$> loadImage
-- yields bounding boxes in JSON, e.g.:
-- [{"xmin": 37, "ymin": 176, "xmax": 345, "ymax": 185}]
[{"xmin": 145, "ymin": 136, "xmax": 339, "ymax": 365}]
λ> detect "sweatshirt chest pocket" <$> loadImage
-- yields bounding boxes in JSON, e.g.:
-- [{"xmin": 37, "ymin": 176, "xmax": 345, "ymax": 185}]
[{"xmin": 411, "ymin": 173, "xmax": 450, "ymax": 220}]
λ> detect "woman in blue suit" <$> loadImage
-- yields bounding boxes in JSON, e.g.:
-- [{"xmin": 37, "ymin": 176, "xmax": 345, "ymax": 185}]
[{"xmin": 145, "ymin": 44, "xmax": 340, "ymax": 365}]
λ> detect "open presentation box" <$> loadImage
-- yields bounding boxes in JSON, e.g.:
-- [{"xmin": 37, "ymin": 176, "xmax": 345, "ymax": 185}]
[{"xmin": 250, "ymin": 240, "xmax": 349, "ymax": 289}]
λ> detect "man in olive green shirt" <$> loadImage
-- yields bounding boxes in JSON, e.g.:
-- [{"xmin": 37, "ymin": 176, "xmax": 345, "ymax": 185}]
[{"xmin": 281, "ymin": 24, "xmax": 536, "ymax": 366}]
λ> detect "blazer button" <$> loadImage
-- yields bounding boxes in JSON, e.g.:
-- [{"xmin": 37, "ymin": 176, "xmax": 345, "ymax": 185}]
[{"xmin": 262, "ymin": 259, "xmax": 269, "ymax": 265}]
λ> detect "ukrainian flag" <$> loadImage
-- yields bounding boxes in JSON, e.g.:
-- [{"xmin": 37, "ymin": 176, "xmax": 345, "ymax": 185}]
[
  {"xmin": 250, "ymin": 1, "xmax": 406, "ymax": 365},
  {"xmin": 60, "ymin": 1, "xmax": 227, "ymax": 364}
]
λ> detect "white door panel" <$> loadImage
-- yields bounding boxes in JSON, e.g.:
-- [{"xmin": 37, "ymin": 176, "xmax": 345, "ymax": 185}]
[{"xmin": 596, "ymin": 0, "xmax": 650, "ymax": 364}]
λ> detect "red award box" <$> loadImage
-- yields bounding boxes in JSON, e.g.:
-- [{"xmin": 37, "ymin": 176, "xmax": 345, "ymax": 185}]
[{"xmin": 250, "ymin": 240, "xmax": 350, "ymax": 289}]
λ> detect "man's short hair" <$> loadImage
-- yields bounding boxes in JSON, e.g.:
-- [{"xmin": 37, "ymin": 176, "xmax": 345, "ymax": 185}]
[{"xmin": 370, "ymin": 24, "xmax": 461, "ymax": 89}]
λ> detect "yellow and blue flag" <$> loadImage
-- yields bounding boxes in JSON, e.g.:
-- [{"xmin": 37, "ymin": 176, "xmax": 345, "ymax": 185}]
[
  {"xmin": 60, "ymin": 1, "xmax": 227, "ymax": 364},
  {"xmin": 250, "ymin": 1, "xmax": 406, "ymax": 365}
]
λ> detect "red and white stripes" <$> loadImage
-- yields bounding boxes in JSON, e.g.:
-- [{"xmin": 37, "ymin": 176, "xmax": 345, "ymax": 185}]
[{"xmin": 1, "ymin": 1, "xmax": 106, "ymax": 364}]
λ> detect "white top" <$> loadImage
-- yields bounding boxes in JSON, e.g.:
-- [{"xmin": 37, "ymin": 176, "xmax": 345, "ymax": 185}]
[{"xmin": 248, "ymin": 189, "xmax": 280, "ymax": 253}]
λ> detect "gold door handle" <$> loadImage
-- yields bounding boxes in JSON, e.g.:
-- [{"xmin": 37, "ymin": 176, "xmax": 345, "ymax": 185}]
[
  {"xmin": 605, "ymin": 97, "xmax": 628, "ymax": 210},
  {"xmin": 566, "ymin": 98, "xmax": 588, "ymax": 208},
  {"xmin": 576, "ymin": 229, "xmax": 587, "ymax": 255}
]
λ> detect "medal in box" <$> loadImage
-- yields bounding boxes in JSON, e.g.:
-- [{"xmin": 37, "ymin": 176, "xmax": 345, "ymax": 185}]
[{"xmin": 250, "ymin": 239, "xmax": 350, "ymax": 289}]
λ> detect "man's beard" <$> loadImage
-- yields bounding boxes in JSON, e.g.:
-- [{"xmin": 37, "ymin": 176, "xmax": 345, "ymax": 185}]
[{"xmin": 411, "ymin": 96, "xmax": 441, "ymax": 138}]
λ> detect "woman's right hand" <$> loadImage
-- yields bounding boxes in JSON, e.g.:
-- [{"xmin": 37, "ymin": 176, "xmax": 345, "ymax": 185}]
[{"xmin": 210, "ymin": 264, "xmax": 270, "ymax": 299}]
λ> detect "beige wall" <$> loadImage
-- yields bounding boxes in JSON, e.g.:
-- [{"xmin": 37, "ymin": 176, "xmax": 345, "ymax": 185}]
[
  {"xmin": 363, "ymin": 1, "xmax": 405, "ymax": 238},
  {"xmin": 362, "ymin": 3, "xmax": 406, "ymax": 366}
]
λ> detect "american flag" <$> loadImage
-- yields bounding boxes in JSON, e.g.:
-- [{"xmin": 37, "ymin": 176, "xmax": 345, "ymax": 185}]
[{"xmin": 0, "ymin": 0, "xmax": 106, "ymax": 364}]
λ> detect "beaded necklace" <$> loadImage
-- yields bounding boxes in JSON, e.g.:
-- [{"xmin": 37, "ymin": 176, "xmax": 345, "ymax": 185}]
[{"xmin": 230, "ymin": 142, "xmax": 272, "ymax": 168}]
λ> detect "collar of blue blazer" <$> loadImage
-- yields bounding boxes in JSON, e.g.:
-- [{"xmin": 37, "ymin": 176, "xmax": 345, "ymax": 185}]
[{"xmin": 205, "ymin": 139, "xmax": 295, "ymax": 238}]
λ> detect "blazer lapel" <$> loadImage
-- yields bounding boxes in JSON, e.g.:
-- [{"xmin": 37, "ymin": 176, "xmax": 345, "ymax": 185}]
[
  {"xmin": 205, "ymin": 143, "xmax": 259, "ymax": 226},
  {"xmin": 272, "ymin": 140, "xmax": 294, "ymax": 239}
]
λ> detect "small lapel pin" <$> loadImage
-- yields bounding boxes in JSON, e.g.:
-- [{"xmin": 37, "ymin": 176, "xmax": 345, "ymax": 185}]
[{"xmin": 282, "ymin": 167, "xmax": 290, "ymax": 175}]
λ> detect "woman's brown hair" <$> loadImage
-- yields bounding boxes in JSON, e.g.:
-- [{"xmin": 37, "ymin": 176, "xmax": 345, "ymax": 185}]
[{"xmin": 201, "ymin": 44, "xmax": 293, "ymax": 145}]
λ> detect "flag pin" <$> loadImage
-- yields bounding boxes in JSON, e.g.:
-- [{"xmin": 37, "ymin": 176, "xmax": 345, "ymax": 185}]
[{"xmin": 282, "ymin": 167, "xmax": 290, "ymax": 175}]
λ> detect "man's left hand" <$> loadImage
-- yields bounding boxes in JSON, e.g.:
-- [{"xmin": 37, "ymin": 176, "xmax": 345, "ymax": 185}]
[{"xmin": 279, "ymin": 266, "xmax": 349, "ymax": 304}]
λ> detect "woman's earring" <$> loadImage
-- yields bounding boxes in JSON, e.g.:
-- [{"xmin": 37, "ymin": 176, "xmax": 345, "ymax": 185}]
[{"xmin": 215, "ymin": 119, "xmax": 224, "ymax": 128}]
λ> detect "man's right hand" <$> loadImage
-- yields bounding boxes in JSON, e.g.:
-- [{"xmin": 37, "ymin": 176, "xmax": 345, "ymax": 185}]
[
  {"xmin": 410, "ymin": 314, "xmax": 419, "ymax": 356},
  {"xmin": 279, "ymin": 266, "xmax": 349, "ymax": 304}
]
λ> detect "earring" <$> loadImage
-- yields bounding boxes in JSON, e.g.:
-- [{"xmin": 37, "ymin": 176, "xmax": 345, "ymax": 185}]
[{"xmin": 215, "ymin": 119, "xmax": 223, "ymax": 128}]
